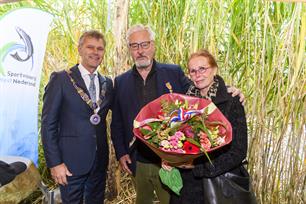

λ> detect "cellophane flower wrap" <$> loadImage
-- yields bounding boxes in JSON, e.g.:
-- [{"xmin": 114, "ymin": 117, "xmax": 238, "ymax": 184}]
[{"xmin": 133, "ymin": 93, "xmax": 232, "ymax": 195}]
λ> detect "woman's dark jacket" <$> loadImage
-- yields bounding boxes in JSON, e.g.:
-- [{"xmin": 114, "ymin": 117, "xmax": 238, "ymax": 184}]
[{"xmin": 170, "ymin": 75, "xmax": 248, "ymax": 204}]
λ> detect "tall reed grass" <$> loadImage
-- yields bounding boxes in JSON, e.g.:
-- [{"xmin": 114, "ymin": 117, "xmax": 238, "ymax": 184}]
[{"xmin": 1, "ymin": 0, "xmax": 305, "ymax": 203}]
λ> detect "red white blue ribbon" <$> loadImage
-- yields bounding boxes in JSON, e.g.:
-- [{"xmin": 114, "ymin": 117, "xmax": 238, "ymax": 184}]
[{"xmin": 170, "ymin": 108, "xmax": 203, "ymax": 123}]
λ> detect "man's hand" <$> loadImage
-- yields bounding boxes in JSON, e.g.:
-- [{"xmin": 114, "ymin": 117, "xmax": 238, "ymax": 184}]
[
  {"xmin": 50, "ymin": 163, "xmax": 72, "ymax": 186},
  {"xmin": 227, "ymin": 86, "xmax": 245, "ymax": 106},
  {"xmin": 119, "ymin": 154, "xmax": 132, "ymax": 175}
]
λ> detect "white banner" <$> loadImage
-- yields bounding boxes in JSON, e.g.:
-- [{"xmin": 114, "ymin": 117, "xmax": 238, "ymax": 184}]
[{"xmin": 0, "ymin": 8, "xmax": 53, "ymax": 165}]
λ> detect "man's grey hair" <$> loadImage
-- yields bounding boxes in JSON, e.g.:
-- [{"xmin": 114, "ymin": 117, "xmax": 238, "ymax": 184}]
[{"xmin": 126, "ymin": 24, "xmax": 155, "ymax": 44}]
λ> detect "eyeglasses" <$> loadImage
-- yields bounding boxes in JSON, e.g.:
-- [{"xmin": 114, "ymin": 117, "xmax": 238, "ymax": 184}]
[
  {"xmin": 129, "ymin": 41, "xmax": 152, "ymax": 50},
  {"xmin": 189, "ymin": 66, "xmax": 211, "ymax": 76}
]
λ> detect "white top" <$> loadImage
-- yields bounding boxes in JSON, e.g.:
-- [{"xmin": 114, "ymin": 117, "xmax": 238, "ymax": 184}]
[{"xmin": 78, "ymin": 64, "xmax": 100, "ymax": 101}]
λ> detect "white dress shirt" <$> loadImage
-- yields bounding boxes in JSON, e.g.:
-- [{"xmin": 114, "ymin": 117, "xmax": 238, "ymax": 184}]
[{"xmin": 78, "ymin": 64, "xmax": 100, "ymax": 101}]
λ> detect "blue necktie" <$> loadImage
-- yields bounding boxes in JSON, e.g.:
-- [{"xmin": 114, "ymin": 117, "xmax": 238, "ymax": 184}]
[{"xmin": 89, "ymin": 73, "xmax": 96, "ymax": 103}]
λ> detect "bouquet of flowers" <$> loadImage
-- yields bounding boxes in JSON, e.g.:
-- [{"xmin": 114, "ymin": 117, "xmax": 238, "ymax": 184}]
[{"xmin": 133, "ymin": 93, "xmax": 232, "ymax": 194}]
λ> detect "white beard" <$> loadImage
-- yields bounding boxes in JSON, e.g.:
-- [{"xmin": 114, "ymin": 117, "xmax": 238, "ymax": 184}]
[{"xmin": 135, "ymin": 59, "xmax": 151, "ymax": 69}]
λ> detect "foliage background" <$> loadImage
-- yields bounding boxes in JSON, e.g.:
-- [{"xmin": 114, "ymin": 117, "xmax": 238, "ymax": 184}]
[{"xmin": 0, "ymin": 0, "xmax": 305, "ymax": 203}]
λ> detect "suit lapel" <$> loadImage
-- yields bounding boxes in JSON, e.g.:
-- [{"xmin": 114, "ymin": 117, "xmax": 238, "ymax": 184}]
[
  {"xmin": 98, "ymin": 73, "xmax": 106, "ymax": 99},
  {"xmin": 70, "ymin": 65, "xmax": 90, "ymax": 97},
  {"xmin": 126, "ymin": 71, "xmax": 141, "ymax": 112},
  {"xmin": 155, "ymin": 64, "xmax": 167, "ymax": 96},
  {"xmin": 68, "ymin": 65, "xmax": 92, "ymax": 112},
  {"xmin": 97, "ymin": 74, "xmax": 107, "ymax": 111}
]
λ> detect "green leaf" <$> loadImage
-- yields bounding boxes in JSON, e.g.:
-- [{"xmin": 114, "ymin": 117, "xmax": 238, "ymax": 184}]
[
  {"xmin": 151, "ymin": 134, "xmax": 159, "ymax": 144},
  {"xmin": 140, "ymin": 128, "xmax": 151, "ymax": 136},
  {"xmin": 159, "ymin": 167, "xmax": 183, "ymax": 195},
  {"xmin": 186, "ymin": 137, "xmax": 201, "ymax": 147},
  {"xmin": 149, "ymin": 121, "xmax": 162, "ymax": 130}
]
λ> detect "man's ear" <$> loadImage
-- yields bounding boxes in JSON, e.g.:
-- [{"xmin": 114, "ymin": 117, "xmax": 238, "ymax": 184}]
[{"xmin": 77, "ymin": 45, "xmax": 82, "ymax": 54}]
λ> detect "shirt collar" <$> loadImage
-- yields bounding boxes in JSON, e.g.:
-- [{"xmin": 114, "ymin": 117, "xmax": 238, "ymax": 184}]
[{"xmin": 78, "ymin": 63, "xmax": 98, "ymax": 77}]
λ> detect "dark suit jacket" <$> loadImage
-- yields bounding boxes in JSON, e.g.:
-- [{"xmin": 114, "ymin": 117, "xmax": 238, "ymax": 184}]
[
  {"xmin": 41, "ymin": 65, "xmax": 113, "ymax": 175},
  {"xmin": 111, "ymin": 61, "xmax": 190, "ymax": 173}
]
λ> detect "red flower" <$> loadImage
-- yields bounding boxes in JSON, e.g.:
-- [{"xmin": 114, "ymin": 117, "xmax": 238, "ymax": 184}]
[{"xmin": 183, "ymin": 141, "xmax": 200, "ymax": 153}]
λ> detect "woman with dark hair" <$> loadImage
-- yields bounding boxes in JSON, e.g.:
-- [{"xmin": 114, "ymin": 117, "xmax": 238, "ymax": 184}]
[{"xmin": 170, "ymin": 49, "xmax": 256, "ymax": 204}]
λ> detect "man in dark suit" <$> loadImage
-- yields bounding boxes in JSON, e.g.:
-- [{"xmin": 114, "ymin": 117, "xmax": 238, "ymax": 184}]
[
  {"xmin": 111, "ymin": 24, "xmax": 191, "ymax": 204},
  {"xmin": 41, "ymin": 30, "xmax": 113, "ymax": 204}
]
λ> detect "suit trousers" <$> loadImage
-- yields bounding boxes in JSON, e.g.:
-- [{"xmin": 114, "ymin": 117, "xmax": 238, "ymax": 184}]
[
  {"xmin": 135, "ymin": 161, "xmax": 170, "ymax": 204},
  {"xmin": 60, "ymin": 153, "xmax": 107, "ymax": 204}
]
